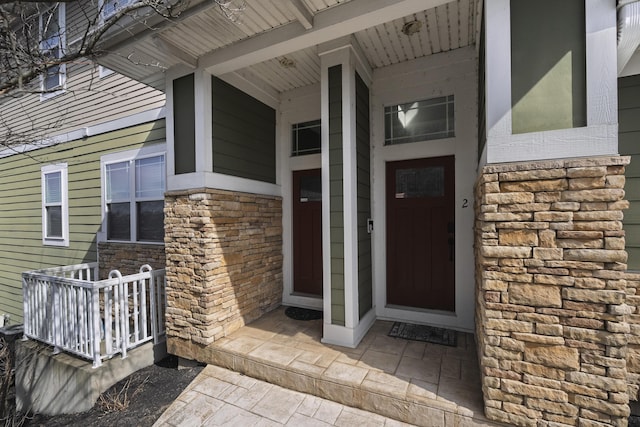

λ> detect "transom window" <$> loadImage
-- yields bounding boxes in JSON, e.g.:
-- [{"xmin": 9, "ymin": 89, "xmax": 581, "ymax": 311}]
[
  {"xmin": 103, "ymin": 150, "xmax": 165, "ymax": 243},
  {"xmin": 292, "ymin": 119, "xmax": 321, "ymax": 156},
  {"xmin": 384, "ymin": 95, "xmax": 455, "ymax": 145},
  {"xmin": 41, "ymin": 164, "xmax": 69, "ymax": 246},
  {"xmin": 40, "ymin": 4, "xmax": 66, "ymax": 97}
]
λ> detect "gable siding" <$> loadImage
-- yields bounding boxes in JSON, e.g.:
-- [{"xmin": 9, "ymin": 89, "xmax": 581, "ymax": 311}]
[
  {"xmin": 0, "ymin": 120, "xmax": 166, "ymax": 323},
  {"xmin": 211, "ymin": 77, "xmax": 276, "ymax": 183},
  {"xmin": 0, "ymin": 61, "xmax": 165, "ymax": 148},
  {"xmin": 356, "ymin": 72, "xmax": 372, "ymax": 320},
  {"xmin": 328, "ymin": 65, "xmax": 345, "ymax": 326},
  {"xmin": 620, "ymin": 75, "xmax": 640, "ymax": 270}
]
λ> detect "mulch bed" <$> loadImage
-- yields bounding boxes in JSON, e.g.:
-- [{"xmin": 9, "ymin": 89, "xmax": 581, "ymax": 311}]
[{"xmin": 15, "ymin": 355, "xmax": 202, "ymax": 427}]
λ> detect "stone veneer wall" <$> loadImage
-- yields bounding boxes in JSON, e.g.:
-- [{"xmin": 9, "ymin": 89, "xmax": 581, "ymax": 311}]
[
  {"xmin": 475, "ymin": 156, "xmax": 636, "ymax": 427},
  {"xmin": 98, "ymin": 242, "xmax": 166, "ymax": 279},
  {"xmin": 164, "ymin": 188, "xmax": 283, "ymax": 361},
  {"xmin": 625, "ymin": 271, "xmax": 640, "ymax": 402}
]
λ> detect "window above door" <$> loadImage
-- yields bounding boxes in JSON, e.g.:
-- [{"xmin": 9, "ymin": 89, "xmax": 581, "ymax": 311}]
[
  {"xmin": 384, "ymin": 95, "xmax": 455, "ymax": 146},
  {"xmin": 291, "ymin": 119, "xmax": 321, "ymax": 156}
]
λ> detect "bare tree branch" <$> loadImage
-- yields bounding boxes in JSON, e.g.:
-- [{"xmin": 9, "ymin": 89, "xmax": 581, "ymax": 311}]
[{"xmin": 0, "ymin": 0, "xmax": 245, "ymax": 154}]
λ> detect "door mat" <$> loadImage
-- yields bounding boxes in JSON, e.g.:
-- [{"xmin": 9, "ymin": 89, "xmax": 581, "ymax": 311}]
[
  {"xmin": 388, "ymin": 322, "xmax": 457, "ymax": 347},
  {"xmin": 284, "ymin": 306, "xmax": 323, "ymax": 321}
]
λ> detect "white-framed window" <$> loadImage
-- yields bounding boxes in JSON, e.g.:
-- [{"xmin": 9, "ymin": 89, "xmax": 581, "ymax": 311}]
[
  {"xmin": 40, "ymin": 3, "xmax": 66, "ymax": 99},
  {"xmin": 101, "ymin": 145, "xmax": 166, "ymax": 243},
  {"xmin": 101, "ymin": 0, "xmax": 136, "ymax": 20},
  {"xmin": 41, "ymin": 164, "xmax": 69, "ymax": 246},
  {"xmin": 291, "ymin": 119, "xmax": 321, "ymax": 156},
  {"xmin": 384, "ymin": 95, "xmax": 455, "ymax": 145}
]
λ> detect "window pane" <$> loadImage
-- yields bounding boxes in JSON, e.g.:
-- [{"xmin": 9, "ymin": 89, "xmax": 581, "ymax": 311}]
[
  {"xmin": 300, "ymin": 175, "xmax": 322, "ymax": 202},
  {"xmin": 137, "ymin": 201, "xmax": 164, "ymax": 242},
  {"xmin": 292, "ymin": 120, "xmax": 321, "ymax": 156},
  {"xmin": 395, "ymin": 167, "xmax": 445, "ymax": 199},
  {"xmin": 106, "ymin": 162, "xmax": 130, "ymax": 200},
  {"xmin": 135, "ymin": 156, "xmax": 165, "ymax": 198},
  {"xmin": 42, "ymin": 8, "xmax": 60, "ymax": 41},
  {"xmin": 384, "ymin": 96, "xmax": 455, "ymax": 145},
  {"xmin": 46, "ymin": 206, "xmax": 62, "ymax": 237},
  {"xmin": 43, "ymin": 64, "xmax": 61, "ymax": 90},
  {"xmin": 45, "ymin": 171, "xmax": 61, "ymax": 203},
  {"xmin": 107, "ymin": 202, "xmax": 130, "ymax": 240}
]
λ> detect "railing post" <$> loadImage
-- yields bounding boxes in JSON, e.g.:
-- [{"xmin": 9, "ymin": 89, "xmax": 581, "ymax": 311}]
[
  {"xmin": 22, "ymin": 274, "xmax": 31, "ymax": 337},
  {"xmin": 140, "ymin": 265, "xmax": 152, "ymax": 343},
  {"xmin": 109, "ymin": 270, "xmax": 127, "ymax": 360},
  {"xmin": 52, "ymin": 279, "xmax": 61, "ymax": 355},
  {"xmin": 91, "ymin": 286, "xmax": 102, "ymax": 368}
]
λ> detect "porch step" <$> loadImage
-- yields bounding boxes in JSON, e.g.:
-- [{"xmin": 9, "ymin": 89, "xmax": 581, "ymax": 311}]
[{"xmin": 203, "ymin": 308, "xmax": 503, "ymax": 427}]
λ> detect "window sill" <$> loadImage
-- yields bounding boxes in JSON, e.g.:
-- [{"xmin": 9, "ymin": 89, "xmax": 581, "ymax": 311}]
[{"xmin": 43, "ymin": 238, "xmax": 69, "ymax": 247}]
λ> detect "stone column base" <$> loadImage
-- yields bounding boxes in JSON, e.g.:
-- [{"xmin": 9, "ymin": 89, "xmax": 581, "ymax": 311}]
[
  {"xmin": 474, "ymin": 156, "xmax": 632, "ymax": 426},
  {"xmin": 164, "ymin": 188, "xmax": 283, "ymax": 361}
]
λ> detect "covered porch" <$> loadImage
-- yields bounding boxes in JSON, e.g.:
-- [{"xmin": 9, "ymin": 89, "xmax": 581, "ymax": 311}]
[{"xmin": 97, "ymin": 0, "xmax": 480, "ymax": 354}]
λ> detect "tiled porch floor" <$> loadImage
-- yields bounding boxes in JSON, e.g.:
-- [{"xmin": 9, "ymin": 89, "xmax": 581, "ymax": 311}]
[{"xmin": 201, "ymin": 307, "xmax": 502, "ymax": 427}]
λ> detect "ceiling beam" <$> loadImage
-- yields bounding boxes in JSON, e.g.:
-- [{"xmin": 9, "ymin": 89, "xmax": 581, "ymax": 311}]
[
  {"xmin": 288, "ymin": 0, "xmax": 314, "ymax": 30},
  {"xmin": 200, "ymin": 0, "xmax": 450, "ymax": 75},
  {"xmin": 153, "ymin": 35, "xmax": 198, "ymax": 68}
]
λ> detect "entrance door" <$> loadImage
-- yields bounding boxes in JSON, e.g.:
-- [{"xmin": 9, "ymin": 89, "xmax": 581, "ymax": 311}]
[
  {"xmin": 386, "ymin": 156, "xmax": 455, "ymax": 311},
  {"xmin": 293, "ymin": 169, "xmax": 323, "ymax": 296}
]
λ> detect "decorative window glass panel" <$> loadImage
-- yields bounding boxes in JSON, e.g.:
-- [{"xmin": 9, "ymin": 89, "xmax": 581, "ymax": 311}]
[
  {"xmin": 292, "ymin": 120, "xmax": 321, "ymax": 156},
  {"xmin": 395, "ymin": 167, "xmax": 445, "ymax": 199},
  {"xmin": 299, "ymin": 175, "xmax": 322, "ymax": 202},
  {"xmin": 384, "ymin": 96, "xmax": 455, "ymax": 145}
]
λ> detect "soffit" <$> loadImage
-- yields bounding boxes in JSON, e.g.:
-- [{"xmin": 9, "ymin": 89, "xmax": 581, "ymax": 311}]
[{"xmin": 98, "ymin": 0, "xmax": 477, "ymax": 92}]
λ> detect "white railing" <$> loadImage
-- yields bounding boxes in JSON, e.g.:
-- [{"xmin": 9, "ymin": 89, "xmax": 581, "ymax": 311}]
[{"xmin": 22, "ymin": 263, "xmax": 166, "ymax": 368}]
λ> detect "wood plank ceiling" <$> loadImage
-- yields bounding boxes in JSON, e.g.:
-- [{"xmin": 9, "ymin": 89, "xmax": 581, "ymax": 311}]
[{"xmin": 100, "ymin": 0, "xmax": 477, "ymax": 92}]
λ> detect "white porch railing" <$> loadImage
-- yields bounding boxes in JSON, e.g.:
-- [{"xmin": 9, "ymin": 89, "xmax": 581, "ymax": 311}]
[{"xmin": 22, "ymin": 263, "xmax": 166, "ymax": 368}]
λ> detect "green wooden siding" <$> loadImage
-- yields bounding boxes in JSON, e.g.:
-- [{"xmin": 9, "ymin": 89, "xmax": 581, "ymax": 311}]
[
  {"xmin": 173, "ymin": 74, "xmax": 196, "ymax": 174},
  {"xmin": 212, "ymin": 77, "xmax": 276, "ymax": 183},
  {"xmin": 329, "ymin": 65, "xmax": 345, "ymax": 326},
  {"xmin": 510, "ymin": 0, "xmax": 586, "ymax": 134},
  {"xmin": 356, "ymin": 72, "xmax": 372, "ymax": 320},
  {"xmin": 0, "ymin": 120, "xmax": 166, "ymax": 322},
  {"xmin": 619, "ymin": 75, "xmax": 640, "ymax": 270}
]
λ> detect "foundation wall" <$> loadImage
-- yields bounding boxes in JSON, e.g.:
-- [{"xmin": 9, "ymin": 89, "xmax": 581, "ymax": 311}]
[
  {"xmin": 163, "ymin": 188, "xmax": 283, "ymax": 361},
  {"xmin": 475, "ymin": 156, "xmax": 634, "ymax": 426}
]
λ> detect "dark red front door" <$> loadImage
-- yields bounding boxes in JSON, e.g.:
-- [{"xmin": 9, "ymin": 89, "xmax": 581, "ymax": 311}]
[
  {"xmin": 386, "ymin": 156, "xmax": 455, "ymax": 311},
  {"xmin": 293, "ymin": 169, "xmax": 323, "ymax": 296}
]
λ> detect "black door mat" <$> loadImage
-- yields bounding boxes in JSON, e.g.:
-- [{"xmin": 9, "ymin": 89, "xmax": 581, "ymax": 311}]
[
  {"xmin": 389, "ymin": 322, "xmax": 457, "ymax": 347},
  {"xmin": 285, "ymin": 306, "xmax": 323, "ymax": 321}
]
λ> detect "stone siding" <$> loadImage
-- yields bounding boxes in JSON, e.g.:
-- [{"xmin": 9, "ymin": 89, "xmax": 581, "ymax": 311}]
[
  {"xmin": 625, "ymin": 271, "xmax": 640, "ymax": 402},
  {"xmin": 475, "ymin": 156, "xmax": 635, "ymax": 426},
  {"xmin": 98, "ymin": 242, "xmax": 166, "ymax": 279},
  {"xmin": 164, "ymin": 188, "xmax": 283, "ymax": 361}
]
